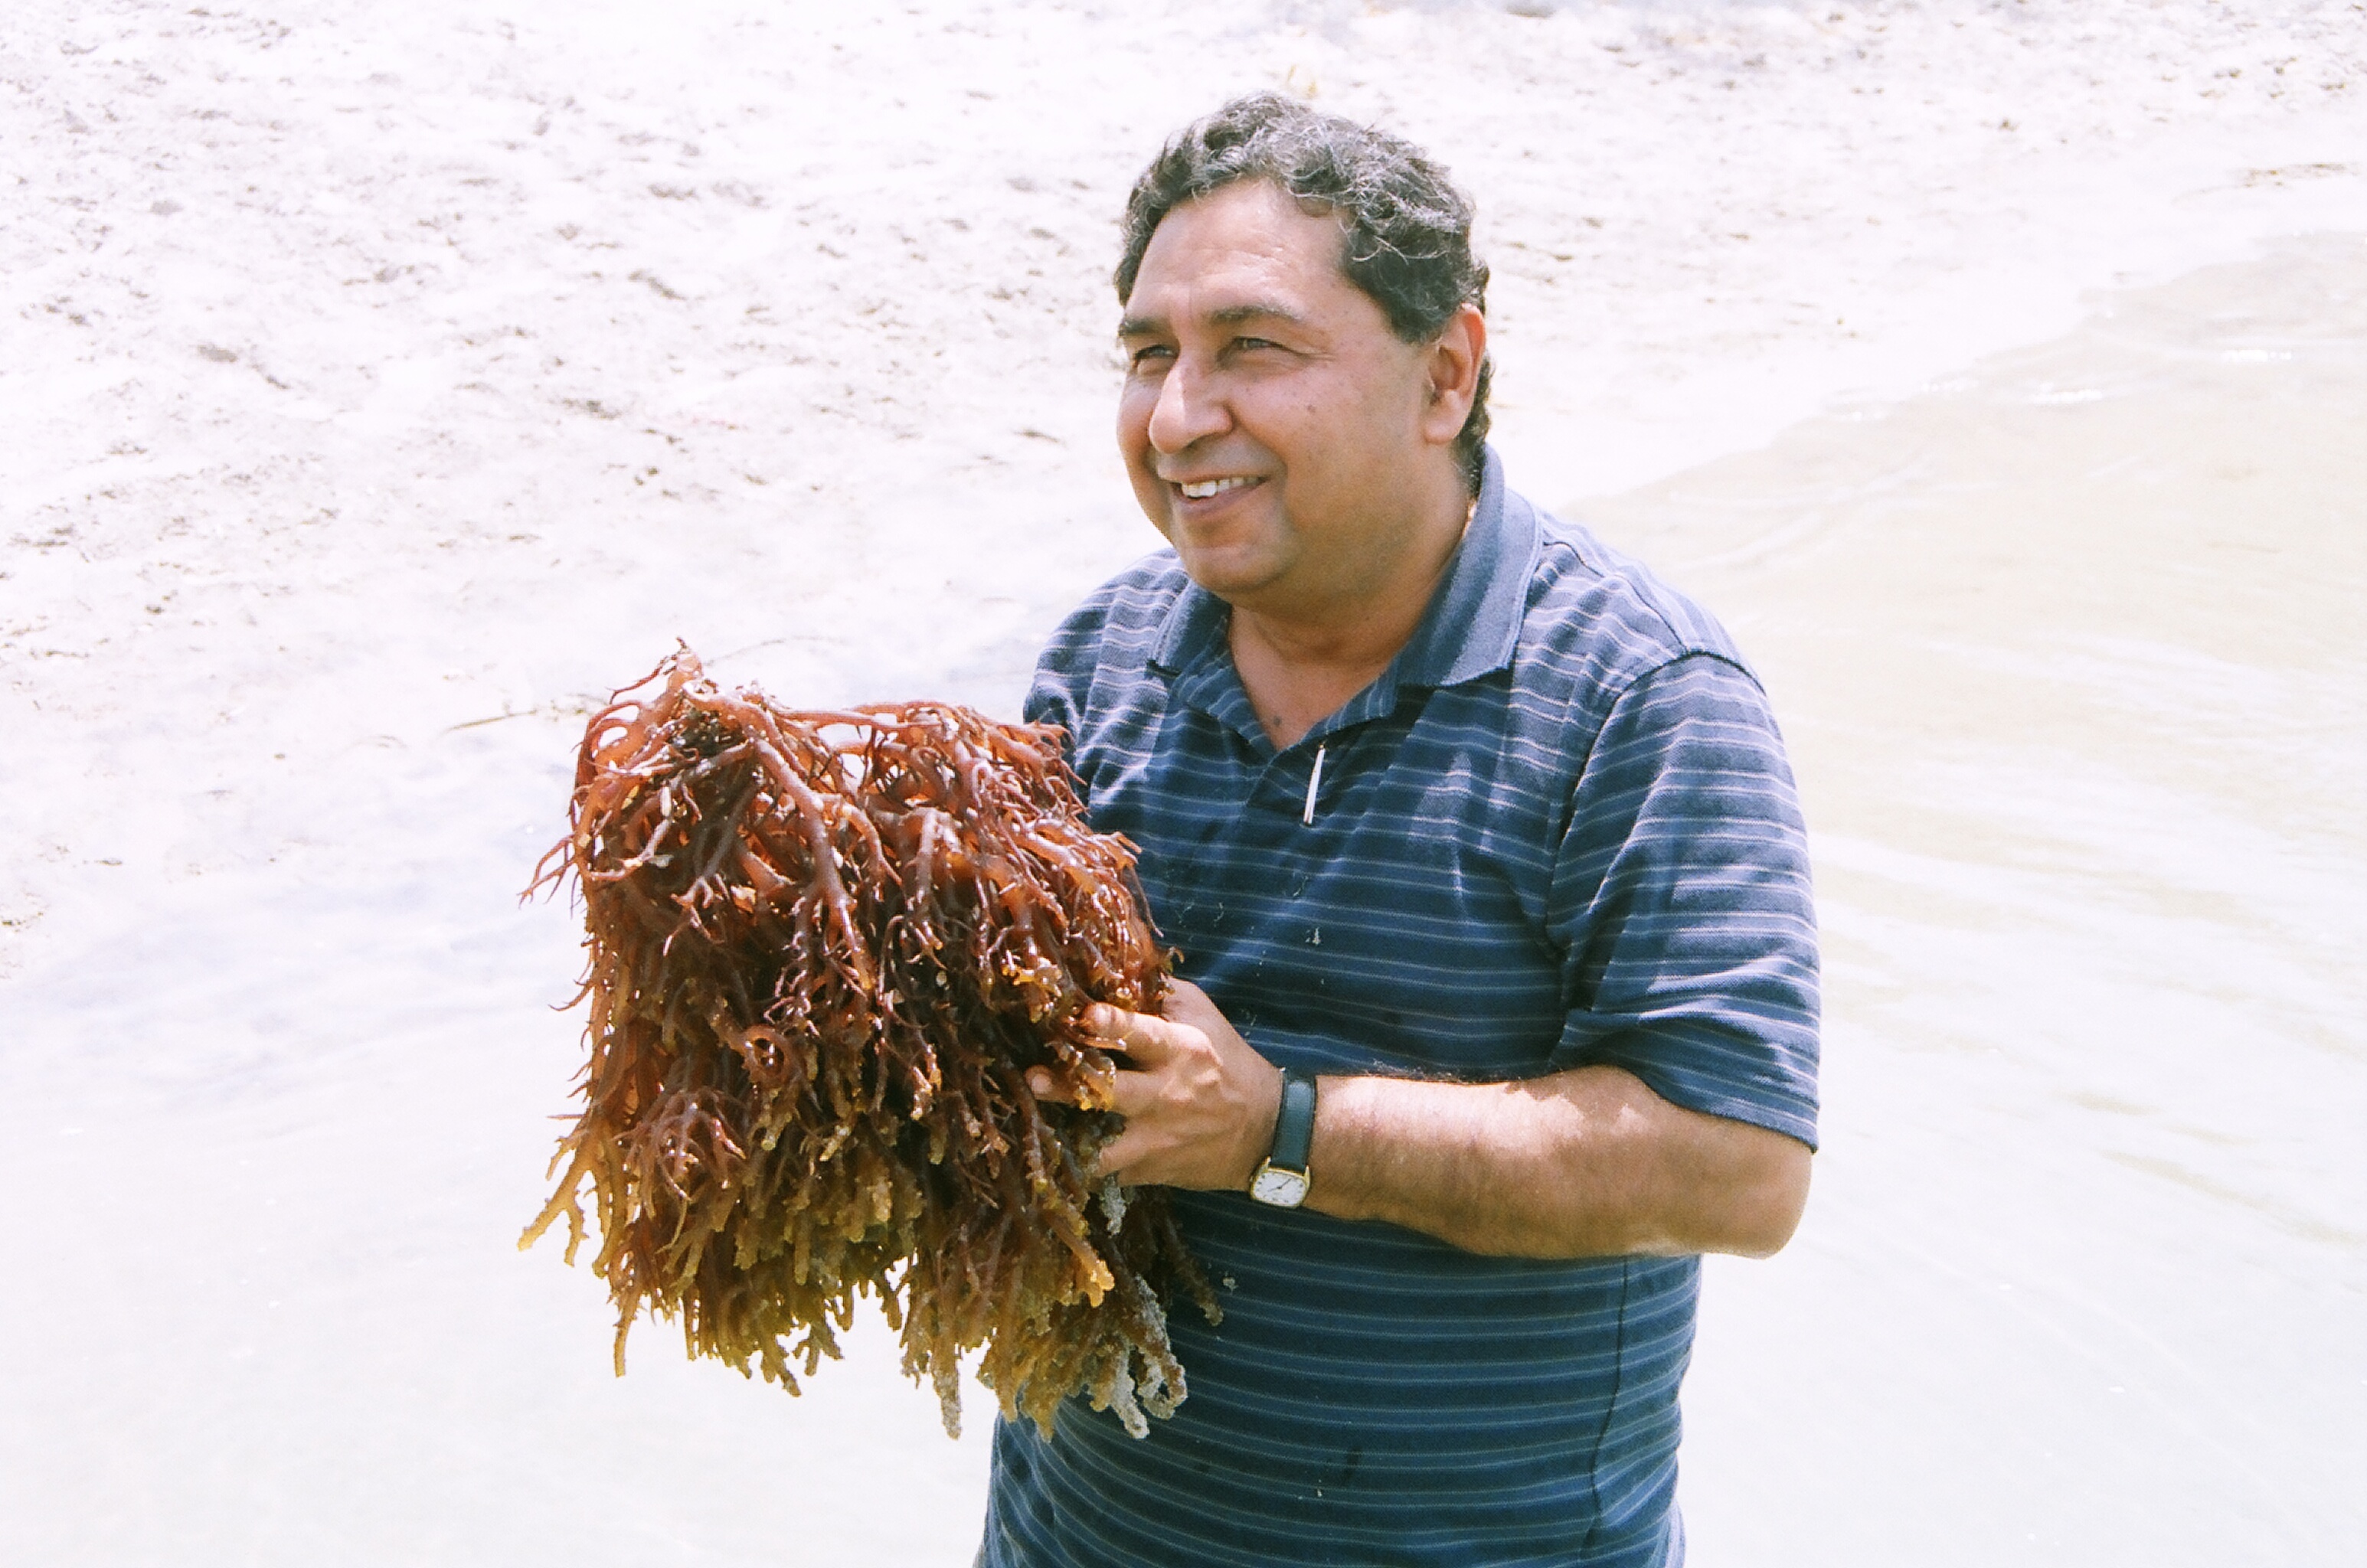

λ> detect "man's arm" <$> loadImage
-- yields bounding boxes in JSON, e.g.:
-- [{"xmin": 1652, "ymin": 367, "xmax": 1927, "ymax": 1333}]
[
  {"xmin": 1034, "ymin": 978, "xmax": 1812, "ymax": 1262},
  {"xmin": 1309, "ymin": 1057, "xmax": 1810, "ymax": 1259}
]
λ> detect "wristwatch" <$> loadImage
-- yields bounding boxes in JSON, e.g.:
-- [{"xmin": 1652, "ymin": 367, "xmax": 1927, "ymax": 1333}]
[{"xmin": 1249, "ymin": 1069, "xmax": 1317, "ymax": 1209}]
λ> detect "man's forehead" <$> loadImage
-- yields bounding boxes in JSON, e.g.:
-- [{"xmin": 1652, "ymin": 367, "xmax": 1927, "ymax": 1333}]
[{"xmin": 1117, "ymin": 184, "xmax": 1352, "ymax": 332}]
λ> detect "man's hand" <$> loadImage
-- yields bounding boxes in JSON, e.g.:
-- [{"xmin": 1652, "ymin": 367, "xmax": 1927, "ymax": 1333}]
[{"xmin": 1029, "ymin": 979, "xmax": 1283, "ymax": 1191}]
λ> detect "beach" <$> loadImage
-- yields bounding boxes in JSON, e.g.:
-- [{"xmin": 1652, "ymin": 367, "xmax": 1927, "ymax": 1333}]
[{"xmin": 4, "ymin": 3, "xmax": 2362, "ymax": 1562}]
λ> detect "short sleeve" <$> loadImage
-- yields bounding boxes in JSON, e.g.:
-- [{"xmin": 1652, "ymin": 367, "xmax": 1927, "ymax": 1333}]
[
  {"xmin": 1024, "ymin": 611, "xmax": 1093, "ymax": 776},
  {"xmin": 1022, "ymin": 668, "xmax": 1076, "ymax": 750},
  {"xmin": 1545, "ymin": 654, "xmax": 1821, "ymax": 1148}
]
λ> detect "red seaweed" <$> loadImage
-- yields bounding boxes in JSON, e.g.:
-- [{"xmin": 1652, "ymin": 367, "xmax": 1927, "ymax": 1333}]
[{"xmin": 521, "ymin": 648, "xmax": 1218, "ymax": 1439}]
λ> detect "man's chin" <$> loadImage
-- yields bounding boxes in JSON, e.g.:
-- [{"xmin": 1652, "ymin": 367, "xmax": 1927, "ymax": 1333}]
[{"xmin": 1173, "ymin": 549, "xmax": 1286, "ymax": 606}]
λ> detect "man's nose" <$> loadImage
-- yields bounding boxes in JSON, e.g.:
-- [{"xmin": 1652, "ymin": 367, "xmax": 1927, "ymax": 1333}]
[{"xmin": 1146, "ymin": 356, "xmax": 1229, "ymax": 456}]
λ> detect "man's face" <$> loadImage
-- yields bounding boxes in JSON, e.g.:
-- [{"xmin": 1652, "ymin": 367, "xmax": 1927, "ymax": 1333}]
[{"xmin": 1116, "ymin": 180, "xmax": 1446, "ymax": 616}]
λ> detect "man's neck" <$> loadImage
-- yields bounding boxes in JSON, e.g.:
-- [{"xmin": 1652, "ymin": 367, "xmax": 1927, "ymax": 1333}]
[{"xmin": 1227, "ymin": 484, "xmax": 1473, "ymax": 750}]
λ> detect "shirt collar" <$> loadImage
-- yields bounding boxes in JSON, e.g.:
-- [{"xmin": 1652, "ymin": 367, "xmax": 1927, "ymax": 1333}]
[
  {"xmin": 1389, "ymin": 444, "xmax": 1533, "ymax": 688},
  {"xmin": 1149, "ymin": 444, "xmax": 1534, "ymax": 692}
]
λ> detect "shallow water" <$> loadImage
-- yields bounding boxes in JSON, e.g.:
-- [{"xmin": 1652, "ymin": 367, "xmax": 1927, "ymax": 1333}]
[{"xmin": 1578, "ymin": 234, "xmax": 2367, "ymax": 1566}]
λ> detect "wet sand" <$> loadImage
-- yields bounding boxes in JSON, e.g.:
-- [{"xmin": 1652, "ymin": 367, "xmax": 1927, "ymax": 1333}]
[{"xmin": 1585, "ymin": 236, "xmax": 2367, "ymax": 1566}]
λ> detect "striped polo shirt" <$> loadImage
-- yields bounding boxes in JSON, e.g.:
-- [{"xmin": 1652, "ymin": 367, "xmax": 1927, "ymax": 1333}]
[{"xmin": 983, "ymin": 449, "xmax": 1820, "ymax": 1567}]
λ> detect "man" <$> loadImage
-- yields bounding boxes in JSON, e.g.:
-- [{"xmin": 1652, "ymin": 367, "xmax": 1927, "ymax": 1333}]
[{"xmin": 982, "ymin": 93, "xmax": 1819, "ymax": 1567}]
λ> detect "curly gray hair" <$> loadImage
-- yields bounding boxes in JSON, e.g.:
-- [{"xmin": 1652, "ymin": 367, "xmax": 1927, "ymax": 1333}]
[{"xmin": 1115, "ymin": 93, "xmax": 1493, "ymax": 492}]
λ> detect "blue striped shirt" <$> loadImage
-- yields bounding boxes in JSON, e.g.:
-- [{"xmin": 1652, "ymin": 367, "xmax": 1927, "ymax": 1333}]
[{"xmin": 984, "ymin": 449, "xmax": 1819, "ymax": 1566}]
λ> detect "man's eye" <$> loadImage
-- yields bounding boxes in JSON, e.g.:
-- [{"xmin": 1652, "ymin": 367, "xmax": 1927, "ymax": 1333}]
[
  {"xmin": 1231, "ymin": 336, "xmax": 1277, "ymax": 353},
  {"xmin": 1127, "ymin": 344, "xmax": 1174, "ymax": 367}
]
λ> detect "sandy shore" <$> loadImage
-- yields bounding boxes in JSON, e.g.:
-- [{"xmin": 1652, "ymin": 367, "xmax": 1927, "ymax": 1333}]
[{"xmin": 4, "ymin": 3, "xmax": 2363, "ymax": 1563}]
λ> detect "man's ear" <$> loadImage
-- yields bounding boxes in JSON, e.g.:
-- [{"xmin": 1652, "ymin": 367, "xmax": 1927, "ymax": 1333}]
[{"xmin": 1420, "ymin": 303, "xmax": 1488, "ymax": 447}]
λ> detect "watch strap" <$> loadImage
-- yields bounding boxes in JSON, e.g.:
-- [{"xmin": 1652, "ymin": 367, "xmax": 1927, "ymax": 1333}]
[{"xmin": 1268, "ymin": 1069, "xmax": 1317, "ymax": 1174}]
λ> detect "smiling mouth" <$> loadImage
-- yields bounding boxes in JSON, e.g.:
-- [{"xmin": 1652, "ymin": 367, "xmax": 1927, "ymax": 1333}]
[{"xmin": 1173, "ymin": 475, "xmax": 1260, "ymax": 501}]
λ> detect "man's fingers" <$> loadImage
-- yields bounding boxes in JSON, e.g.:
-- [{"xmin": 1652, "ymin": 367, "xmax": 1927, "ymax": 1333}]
[
  {"xmin": 1160, "ymin": 977, "xmax": 1218, "ymax": 1019},
  {"xmin": 1091, "ymin": 1123, "xmax": 1150, "ymax": 1180},
  {"xmin": 1027, "ymin": 1008, "xmax": 1172, "ymax": 1106},
  {"xmin": 1079, "ymin": 1000, "xmax": 1181, "ymax": 1065},
  {"xmin": 1028, "ymin": 1057, "xmax": 1163, "ymax": 1119}
]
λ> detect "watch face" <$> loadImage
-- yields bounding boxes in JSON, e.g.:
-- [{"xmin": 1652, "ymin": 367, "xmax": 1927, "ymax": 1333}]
[{"xmin": 1251, "ymin": 1165, "xmax": 1310, "ymax": 1208}]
